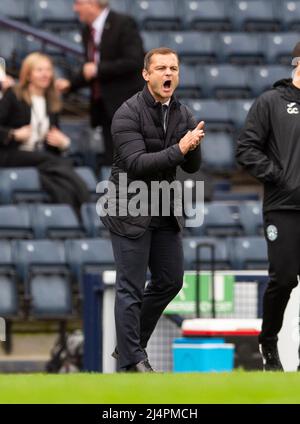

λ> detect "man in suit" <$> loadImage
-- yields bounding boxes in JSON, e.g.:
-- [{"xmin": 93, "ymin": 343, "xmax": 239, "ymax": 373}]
[
  {"xmin": 56, "ymin": 0, "xmax": 144, "ymax": 165},
  {"xmin": 100, "ymin": 47, "xmax": 205, "ymax": 372}
]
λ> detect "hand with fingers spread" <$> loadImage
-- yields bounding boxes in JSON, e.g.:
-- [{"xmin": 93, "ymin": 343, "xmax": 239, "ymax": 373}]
[{"xmin": 178, "ymin": 121, "xmax": 205, "ymax": 155}]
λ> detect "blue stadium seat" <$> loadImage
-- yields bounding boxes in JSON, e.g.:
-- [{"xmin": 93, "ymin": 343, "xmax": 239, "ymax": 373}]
[
  {"xmin": 202, "ymin": 64, "xmax": 252, "ymax": 99},
  {"xmin": 201, "ymin": 132, "xmax": 236, "ymax": 173},
  {"xmin": 281, "ymin": 0, "xmax": 300, "ymax": 30},
  {"xmin": 110, "ymin": 0, "xmax": 129, "ymax": 14},
  {"xmin": 0, "ymin": 30, "xmax": 18, "ymax": 65},
  {"xmin": 1, "ymin": 0, "xmax": 29, "ymax": 21},
  {"xmin": 182, "ymin": 0, "xmax": 232, "ymax": 31},
  {"xmin": 187, "ymin": 202, "xmax": 243, "ymax": 237},
  {"xmin": 238, "ymin": 202, "xmax": 263, "ymax": 236},
  {"xmin": 177, "ymin": 64, "xmax": 201, "ymax": 98},
  {"xmin": 0, "ymin": 205, "xmax": 32, "ymax": 239},
  {"xmin": 60, "ymin": 119, "xmax": 89, "ymax": 165},
  {"xmin": 13, "ymin": 240, "xmax": 72, "ymax": 317},
  {"xmin": 251, "ymin": 65, "xmax": 290, "ymax": 95},
  {"xmin": 65, "ymin": 238, "xmax": 115, "ymax": 289},
  {"xmin": 75, "ymin": 167, "xmax": 98, "ymax": 199},
  {"xmin": 229, "ymin": 99, "xmax": 255, "ymax": 130},
  {"xmin": 81, "ymin": 203, "xmax": 107, "ymax": 238},
  {"xmin": 164, "ymin": 32, "xmax": 217, "ymax": 64},
  {"xmin": 265, "ymin": 33, "xmax": 300, "ymax": 65},
  {"xmin": 183, "ymin": 99, "xmax": 234, "ymax": 132},
  {"xmin": 0, "ymin": 168, "xmax": 47, "ymax": 204},
  {"xmin": 219, "ymin": 33, "xmax": 266, "ymax": 64},
  {"xmin": 0, "ymin": 241, "xmax": 18, "ymax": 318},
  {"xmin": 140, "ymin": 31, "xmax": 165, "ymax": 52},
  {"xmin": 230, "ymin": 236, "xmax": 268, "ymax": 270},
  {"xmin": 182, "ymin": 237, "xmax": 231, "ymax": 270},
  {"xmin": 31, "ymin": 204, "xmax": 84, "ymax": 239},
  {"xmin": 29, "ymin": 0, "xmax": 77, "ymax": 27},
  {"xmin": 232, "ymin": 0, "xmax": 281, "ymax": 32},
  {"xmin": 132, "ymin": 0, "xmax": 182, "ymax": 30}
]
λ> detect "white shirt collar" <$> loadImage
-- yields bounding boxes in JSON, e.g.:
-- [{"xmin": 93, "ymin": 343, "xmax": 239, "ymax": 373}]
[
  {"xmin": 92, "ymin": 7, "xmax": 110, "ymax": 44},
  {"xmin": 162, "ymin": 99, "xmax": 171, "ymax": 107}
]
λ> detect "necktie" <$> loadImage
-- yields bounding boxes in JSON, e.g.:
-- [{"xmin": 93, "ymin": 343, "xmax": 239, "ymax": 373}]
[
  {"xmin": 162, "ymin": 104, "xmax": 168, "ymax": 132},
  {"xmin": 88, "ymin": 26, "xmax": 101, "ymax": 100}
]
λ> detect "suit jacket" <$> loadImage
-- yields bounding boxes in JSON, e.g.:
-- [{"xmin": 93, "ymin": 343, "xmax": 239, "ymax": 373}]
[
  {"xmin": 70, "ymin": 10, "xmax": 145, "ymax": 124},
  {"xmin": 100, "ymin": 85, "xmax": 202, "ymax": 238},
  {"xmin": 0, "ymin": 88, "xmax": 61, "ymax": 156}
]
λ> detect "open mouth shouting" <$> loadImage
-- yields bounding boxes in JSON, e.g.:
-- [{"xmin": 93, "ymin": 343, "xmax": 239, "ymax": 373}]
[{"xmin": 163, "ymin": 79, "xmax": 172, "ymax": 93}]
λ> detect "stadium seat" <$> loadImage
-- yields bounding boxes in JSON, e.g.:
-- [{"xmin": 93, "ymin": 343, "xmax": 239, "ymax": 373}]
[
  {"xmin": 0, "ymin": 0, "xmax": 29, "ymax": 21},
  {"xmin": 0, "ymin": 30, "xmax": 18, "ymax": 65},
  {"xmin": 29, "ymin": 0, "xmax": 77, "ymax": 27},
  {"xmin": 230, "ymin": 236, "xmax": 268, "ymax": 270},
  {"xmin": 183, "ymin": 99, "xmax": 234, "ymax": 132},
  {"xmin": 75, "ymin": 167, "xmax": 98, "ymax": 199},
  {"xmin": 140, "ymin": 31, "xmax": 165, "ymax": 53},
  {"xmin": 251, "ymin": 65, "xmax": 290, "ymax": 96},
  {"xmin": 0, "ymin": 168, "xmax": 47, "ymax": 204},
  {"xmin": 0, "ymin": 205, "xmax": 32, "ymax": 239},
  {"xmin": 60, "ymin": 119, "xmax": 90, "ymax": 165},
  {"xmin": 238, "ymin": 202, "xmax": 263, "ymax": 236},
  {"xmin": 13, "ymin": 240, "xmax": 72, "ymax": 318},
  {"xmin": 164, "ymin": 32, "xmax": 217, "ymax": 64},
  {"xmin": 110, "ymin": 0, "xmax": 129, "ymax": 14},
  {"xmin": 188, "ymin": 202, "xmax": 243, "ymax": 237},
  {"xmin": 182, "ymin": 0, "xmax": 232, "ymax": 31},
  {"xmin": 132, "ymin": 0, "xmax": 183, "ymax": 30},
  {"xmin": 81, "ymin": 203, "xmax": 107, "ymax": 238},
  {"xmin": 177, "ymin": 64, "xmax": 201, "ymax": 98},
  {"xmin": 266, "ymin": 33, "xmax": 300, "ymax": 64},
  {"xmin": 219, "ymin": 33, "xmax": 266, "ymax": 65},
  {"xmin": 281, "ymin": 0, "xmax": 300, "ymax": 30},
  {"xmin": 229, "ymin": 99, "xmax": 255, "ymax": 130},
  {"xmin": 232, "ymin": 0, "xmax": 281, "ymax": 32},
  {"xmin": 202, "ymin": 64, "xmax": 252, "ymax": 99},
  {"xmin": 182, "ymin": 237, "xmax": 231, "ymax": 270},
  {"xmin": 201, "ymin": 132, "xmax": 236, "ymax": 173},
  {"xmin": 31, "ymin": 204, "xmax": 84, "ymax": 239},
  {"xmin": 65, "ymin": 238, "xmax": 115, "ymax": 289},
  {"xmin": 0, "ymin": 241, "xmax": 18, "ymax": 318}
]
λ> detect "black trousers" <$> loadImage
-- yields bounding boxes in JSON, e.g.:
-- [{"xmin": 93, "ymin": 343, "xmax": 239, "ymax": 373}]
[
  {"xmin": 0, "ymin": 150, "xmax": 90, "ymax": 215},
  {"xmin": 110, "ymin": 216, "xmax": 184, "ymax": 369},
  {"xmin": 259, "ymin": 210, "xmax": 300, "ymax": 345},
  {"xmin": 90, "ymin": 98, "xmax": 113, "ymax": 166}
]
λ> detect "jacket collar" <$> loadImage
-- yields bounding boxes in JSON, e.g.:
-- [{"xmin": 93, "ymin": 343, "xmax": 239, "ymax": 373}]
[{"xmin": 142, "ymin": 84, "xmax": 180, "ymax": 110}]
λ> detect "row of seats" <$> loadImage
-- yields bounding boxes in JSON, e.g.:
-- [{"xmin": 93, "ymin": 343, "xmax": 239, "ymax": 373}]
[
  {"xmin": 0, "ymin": 238, "xmax": 114, "ymax": 319},
  {"xmin": 3, "ymin": 0, "xmax": 300, "ymax": 32},
  {"xmin": 0, "ymin": 167, "xmax": 100, "ymax": 204},
  {"xmin": 0, "ymin": 200, "xmax": 263, "ymax": 240},
  {"xmin": 0, "ymin": 203, "xmax": 105, "ymax": 239},
  {"xmin": 176, "ymin": 64, "xmax": 290, "ymax": 99},
  {"xmin": 3, "ymin": 29, "xmax": 298, "ymax": 67},
  {"xmin": 0, "ymin": 235, "xmax": 268, "ymax": 318},
  {"xmin": 186, "ymin": 201, "xmax": 263, "ymax": 237}
]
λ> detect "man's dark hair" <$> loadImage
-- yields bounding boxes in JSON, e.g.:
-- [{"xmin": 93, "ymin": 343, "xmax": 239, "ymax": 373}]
[{"xmin": 144, "ymin": 47, "xmax": 179, "ymax": 71}]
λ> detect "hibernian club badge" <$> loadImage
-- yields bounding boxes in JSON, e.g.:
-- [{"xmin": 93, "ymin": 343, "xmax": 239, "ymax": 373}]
[{"xmin": 266, "ymin": 225, "xmax": 278, "ymax": 242}]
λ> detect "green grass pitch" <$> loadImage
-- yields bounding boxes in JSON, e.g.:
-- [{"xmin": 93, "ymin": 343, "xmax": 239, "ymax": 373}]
[{"xmin": 0, "ymin": 372, "xmax": 300, "ymax": 404}]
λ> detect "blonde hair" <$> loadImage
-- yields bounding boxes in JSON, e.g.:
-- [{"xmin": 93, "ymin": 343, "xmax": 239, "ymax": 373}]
[{"xmin": 14, "ymin": 52, "xmax": 62, "ymax": 113}]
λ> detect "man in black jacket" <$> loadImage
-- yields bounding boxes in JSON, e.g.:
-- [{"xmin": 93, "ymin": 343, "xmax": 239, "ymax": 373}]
[
  {"xmin": 236, "ymin": 42, "xmax": 300, "ymax": 371},
  {"xmin": 100, "ymin": 47, "xmax": 205, "ymax": 372},
  {"xmin": 56, "ymin": 0, "xmax": 144, "ymax": 165}
]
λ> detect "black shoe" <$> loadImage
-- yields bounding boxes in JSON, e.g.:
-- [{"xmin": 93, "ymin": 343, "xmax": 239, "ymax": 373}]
[
  {"xmin": 259, "ymin": 344, "xmax": 283, "ymax": 371},
  {"xmin": 127, "ymin": 359, "xmax": 155, "ymax": 373}
]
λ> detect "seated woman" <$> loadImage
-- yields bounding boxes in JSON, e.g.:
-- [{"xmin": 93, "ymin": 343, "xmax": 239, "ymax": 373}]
[{"xmin": 0, "ymin": 52, "xmax": 90, "ymax": 215}]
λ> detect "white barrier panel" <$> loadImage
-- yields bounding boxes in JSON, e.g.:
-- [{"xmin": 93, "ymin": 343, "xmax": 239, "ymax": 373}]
[{"xmin": 278, "ymin": 284, "xmax": 300, "ymax": 372}]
